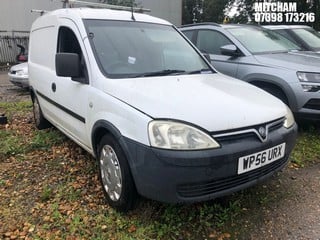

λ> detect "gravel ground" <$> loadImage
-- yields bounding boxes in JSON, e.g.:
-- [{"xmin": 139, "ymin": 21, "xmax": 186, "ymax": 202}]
[{"xmin": 0, "ymin": 72, "xmax": 320, "ymax": 239}]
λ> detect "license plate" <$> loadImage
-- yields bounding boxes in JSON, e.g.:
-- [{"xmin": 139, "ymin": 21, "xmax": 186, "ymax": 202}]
[{"xmin": 238, "ymin": 143, "xmax": 286, "ymax": 174}]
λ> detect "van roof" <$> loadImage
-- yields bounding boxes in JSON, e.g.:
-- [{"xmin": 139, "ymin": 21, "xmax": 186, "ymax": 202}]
[{"xmin": 42, "ymin": 8, "xmax": 171, "ymax": 25}]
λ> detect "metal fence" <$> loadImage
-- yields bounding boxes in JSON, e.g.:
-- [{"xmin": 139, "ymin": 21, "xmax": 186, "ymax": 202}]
[{"xmin": 0, "ymin": 31, "xmax": 29, "ymax": 70}]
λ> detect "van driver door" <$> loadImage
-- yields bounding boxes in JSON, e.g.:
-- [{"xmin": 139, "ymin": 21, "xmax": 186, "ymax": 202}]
[{"xmin": 51, "ymin": 20, "xmax": 91, "ymax": 149}]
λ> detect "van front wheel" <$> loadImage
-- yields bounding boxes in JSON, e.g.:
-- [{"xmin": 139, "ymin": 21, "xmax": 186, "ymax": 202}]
[{"xmin": 97, "ymin": 134, "xmax": 137, "ymax": 212}]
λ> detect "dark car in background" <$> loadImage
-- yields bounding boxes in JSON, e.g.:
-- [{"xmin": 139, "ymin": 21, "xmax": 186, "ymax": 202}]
[
  {"xmin": 263, "ymin": 25, "xmax": 320, "ymax": 52},
  {"xmin": 180, "ymin": 23, "xmax": 320, "ymax": 121}
]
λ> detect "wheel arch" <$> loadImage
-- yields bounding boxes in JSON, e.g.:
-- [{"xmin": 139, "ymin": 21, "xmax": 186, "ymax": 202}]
[
  {"xmin": 248, "ymin": 78, "xmax": 297, "ymax": 109},
  {"xmin": 91, "ymin": 119, "xmax": 142, "ymax": 168},
  {"xmin": 91, "ymin": 120, "xmax": 122, "ymax": 157}
]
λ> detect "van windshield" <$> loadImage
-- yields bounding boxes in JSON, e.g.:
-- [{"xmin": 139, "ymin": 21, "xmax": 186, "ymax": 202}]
[{"xmin": 84, "ymin": 20, "xmax": 213, "ymax": 78}]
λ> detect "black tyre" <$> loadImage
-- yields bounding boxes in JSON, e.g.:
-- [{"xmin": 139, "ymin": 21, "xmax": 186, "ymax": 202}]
[
  {"xmin": 32, "ymin": 95, "xmax": 50, "ymax": 130},
  {"xmin": 97, "ymin": 134, "xmax": 137, "ymax": 212}
]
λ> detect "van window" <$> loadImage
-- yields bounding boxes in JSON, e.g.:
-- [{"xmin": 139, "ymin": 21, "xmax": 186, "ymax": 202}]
[
  {"xmin": 57, "ymin": 27, "xmax": 88, "ymax": 82},
  {"xmin": 84, "ymin": 20, "xmax": 213, "ymax": 79}
]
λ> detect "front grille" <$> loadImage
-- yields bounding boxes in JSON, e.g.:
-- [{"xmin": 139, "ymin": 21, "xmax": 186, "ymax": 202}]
[
  {"xmin": 215, "ymin": 131, "xmax": 256, "ymax": 142},
  {"xmin": 303, "ymin": 99, "xmax": 320, "ymax": 110},
  {"xmin": 213, "ymin": 118, "xmax": 284, "ymax": 143},
  {"xmin": 177, "ymin": 156, "xmax": 287, "ymax": 198},
  {"xmin": 268, "ymin": 120, "xmax": 283, "ymax": 132}
]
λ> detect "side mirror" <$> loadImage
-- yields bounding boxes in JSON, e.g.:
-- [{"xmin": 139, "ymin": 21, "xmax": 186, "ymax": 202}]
[
  {"xmin": 220, "ymin": 44, "xmax": 240, "ymax": 57},
  {"xmin": 56, "ymin": 53, "xmax": 80, "ymax": 77}
]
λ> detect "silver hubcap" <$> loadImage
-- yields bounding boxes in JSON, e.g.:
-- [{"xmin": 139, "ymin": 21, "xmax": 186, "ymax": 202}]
[{"xmin": 100, "ymin": 145, "xmax": 122, "ymax": 201}]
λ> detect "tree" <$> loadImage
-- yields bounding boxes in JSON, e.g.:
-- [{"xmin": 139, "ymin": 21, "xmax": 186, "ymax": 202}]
[
  {"xmin": 226, "ymin": 0, "xmax": 255, "ymax": 23},
  {"xmin": 227, "ymin": 0, "xmax": 320, "ymax": 30},
  {"xmin": 182, "ymin": 0, "xmax": 230, "ymax": 24},
  {"xmin": 202, "ymin": 0, "xmax": 230, "ymax": 23},
  {"xmin": 308, "ymin": 0, "xmax": 320, "ymax": 30},
  {"xmin": 182, "ymin": 0, "xmax": 197, "ymax": 24}
]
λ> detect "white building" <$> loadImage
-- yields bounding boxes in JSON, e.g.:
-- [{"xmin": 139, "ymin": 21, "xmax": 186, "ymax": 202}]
[
  {"xmin": 0, "ymin": 0, "xmax": 182, "ymax": 33},
  {"xmin": 139, "ymin": 0, "xmax": 182, "ymax": 27}
]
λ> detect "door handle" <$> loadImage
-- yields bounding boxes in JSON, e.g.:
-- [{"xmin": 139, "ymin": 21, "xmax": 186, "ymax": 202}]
[{"xmin": 51, "ymin": 83, "xmax": 56, "ymax": 92}]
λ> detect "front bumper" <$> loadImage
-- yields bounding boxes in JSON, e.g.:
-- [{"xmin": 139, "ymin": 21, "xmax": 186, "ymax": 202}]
[
  {"xmin": 295, "ymin": 98, "xmax": 320, "ymax": 121},
  {"xmin": 123, "ymin": 123, "xmax": 297, "ymax": 203},
  {"xmin": 8, "ymin": 74, "xmax": 29, "ymax": 88}
]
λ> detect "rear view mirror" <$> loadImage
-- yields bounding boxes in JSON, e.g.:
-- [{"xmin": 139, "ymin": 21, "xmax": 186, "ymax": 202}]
[{"xmin": 56, "ymin": 53, "xmax": 80, "ymax": 77}]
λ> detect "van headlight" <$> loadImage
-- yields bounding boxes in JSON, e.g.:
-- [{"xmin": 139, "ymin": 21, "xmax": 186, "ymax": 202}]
[
  {"xmin": 283, "ymin": 106, "xmax": 295, "ymax": 129},
  {"xmin": 148, "ymin": 120, "xmax": 220, "ymax": 150}
]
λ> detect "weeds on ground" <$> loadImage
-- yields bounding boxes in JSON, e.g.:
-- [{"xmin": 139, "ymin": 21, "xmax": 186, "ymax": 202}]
[
  {"xmin": 0, "ymin": 127, "xmax": 65, "ymax": 158},
  {"xmin": 0, "ymin": 101, "xmax": 32, "ymax": 119},
  {"xmin": 0, "ymin": 101, "xmax": 65, "ymax": 158},
  {"xmin": 1, "ymin": 102, "xmax": 320, "ymax": 240},
  {"xmin": 291, "ymin": 124, "xmax": 320, "ymax": 167}
]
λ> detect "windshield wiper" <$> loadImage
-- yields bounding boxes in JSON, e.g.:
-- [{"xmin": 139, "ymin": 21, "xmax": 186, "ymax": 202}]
[
  {"xmin": 187, "ymin": 68, "xmax": 212, "ymax": 74},
  {"xmin": 140, "ymin": 69, "xmax": 186, "ymax": 77},
  {"xmin": 131, "ymin": 69, "xmax": 213, "ymax": 78}
]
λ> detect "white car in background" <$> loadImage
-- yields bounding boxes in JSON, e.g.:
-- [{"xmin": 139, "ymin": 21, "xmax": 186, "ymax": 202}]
[{"xmin": 8, "ymin": 62, "xmax": 29, "ymax": 88}]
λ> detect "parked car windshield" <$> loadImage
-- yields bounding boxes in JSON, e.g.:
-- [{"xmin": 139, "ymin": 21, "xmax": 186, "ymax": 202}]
[
  {"xmin": 84, "ymin": 20, "xmax": 212, "ymax": 78},
  {"xmin": 227, "ymin": 26, "xmax": 301, "ymax": 54},
  {"xmin": 291, "ymin": 28, "xmax": 320, "ymax": 50}
]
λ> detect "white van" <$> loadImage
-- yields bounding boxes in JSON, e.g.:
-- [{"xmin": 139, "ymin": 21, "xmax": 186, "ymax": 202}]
[{"xmin": 29, "ymin": 8, "xmax": 297, "ymax": 211}]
